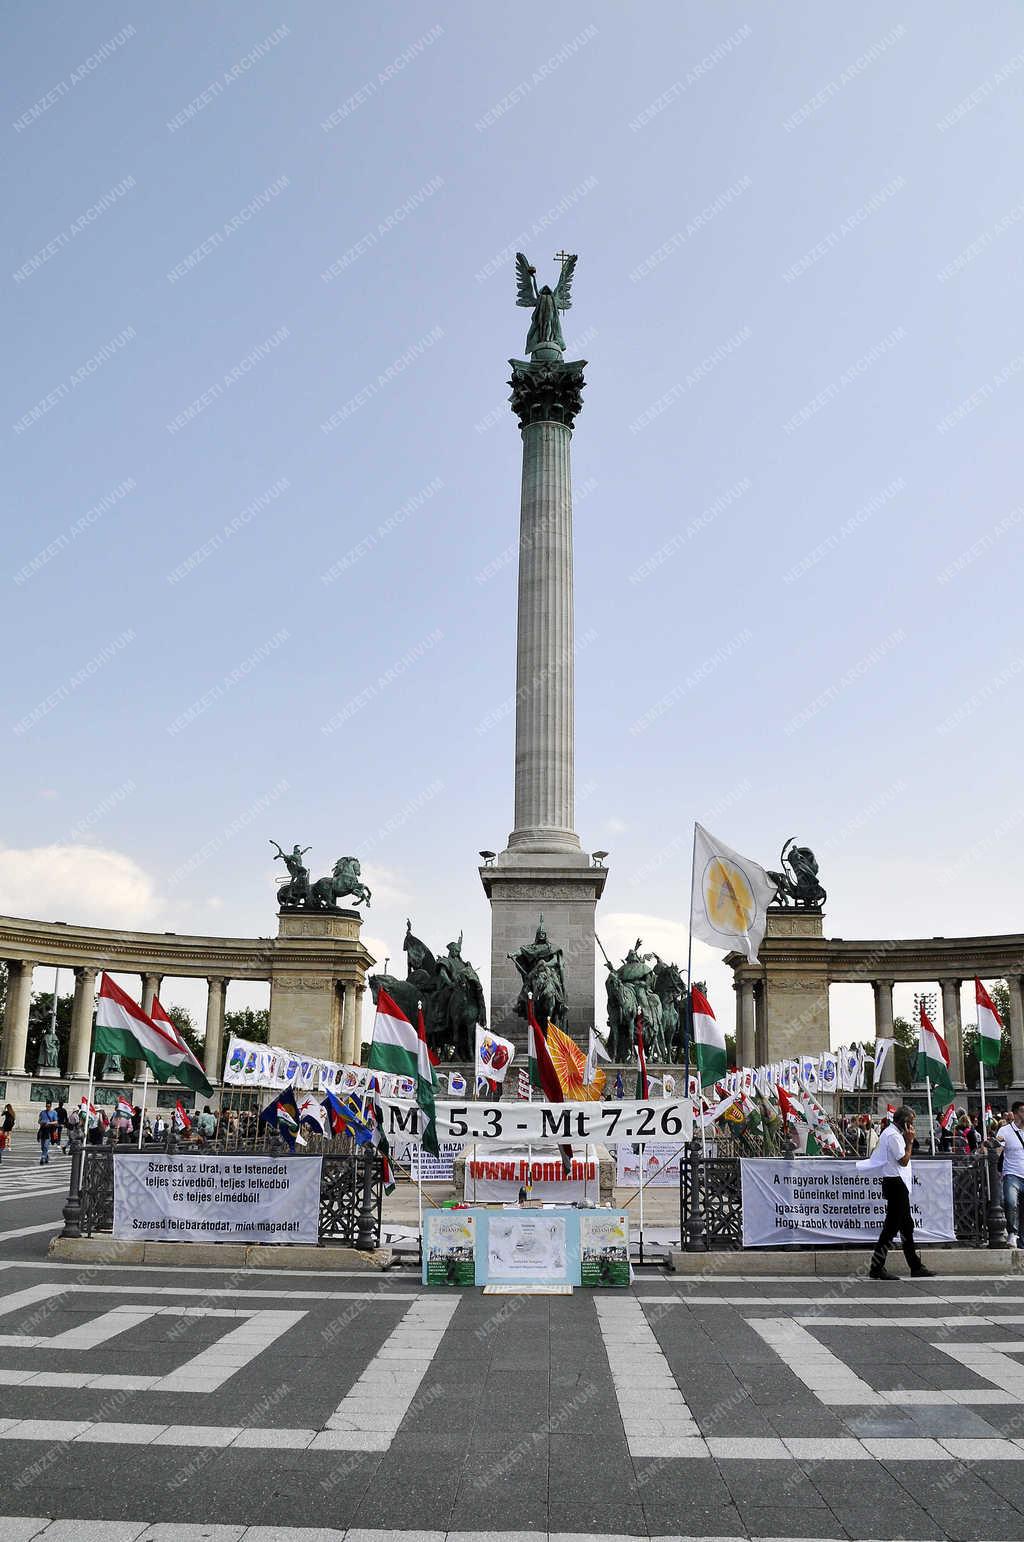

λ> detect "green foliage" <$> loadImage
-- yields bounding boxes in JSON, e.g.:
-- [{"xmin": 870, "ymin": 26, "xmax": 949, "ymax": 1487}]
[
  {"xmin": 224, "ymin": 1007, "xmax": 269, "ymax": 1044},
  {"xmin": 892, "ymin": 1015, "xmax": 916, "ymax": 1089}
]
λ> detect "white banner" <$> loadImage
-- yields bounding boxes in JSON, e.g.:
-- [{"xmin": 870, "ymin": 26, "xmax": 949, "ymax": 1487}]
[
  {"xmin": 616, "ymin": 1141, "xmax": 684, "ymax": 1188},
  {"xmin": 388, "ymin": 1138, "xmax": 459, "ymax": 1182},
  {"xmin": 464, "ymin": 1148, "xmax": 600, "ymax": 1203},
  {"xmin": 740, "ymin": 1158, "xmax": 956, "ymax": 1247},
  {"xmin": 112, "ymin": 1153, "xmax": 323, "ymax": 1244},
  {"xmin": 379, "ymin": 1097, "xmax": 692, "ymax": 1146}
]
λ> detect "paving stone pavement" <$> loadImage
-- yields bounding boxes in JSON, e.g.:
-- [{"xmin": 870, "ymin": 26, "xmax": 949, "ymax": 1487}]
[{"xmin": 4, "ymin": 1185, "xmax": 1024, "ymax": 1540}]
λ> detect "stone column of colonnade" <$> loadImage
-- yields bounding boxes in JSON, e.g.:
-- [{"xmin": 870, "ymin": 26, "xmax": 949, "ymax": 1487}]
[
  {"xmin": 872, "ymin": 978, "xmax": 898, "ymax": 1095},
  {"xmin": 734, "ymin": 979, "xmax": 755, "ymax": 1066},
  {"xmin": 1004, "ymin": 974, "xmax": 1024, "ymax": 1086},
  {"xmin": 69, "ymin": 967, "xmax": 98, "ymax": 1076},
  {"xmin": 340, "ymin": 981, "xmax": 363, "ymax": 1065},
  {"xmin": 1, "ymin": 960, "xmax": 35, "ymax": 1073},
  {"xmin": 940, "ymin": 977, "xmax": 966, "ymax": 1087},
  {"xmin": 204, "ymin": 978, "xmax": 227, "ymax": 1083}
]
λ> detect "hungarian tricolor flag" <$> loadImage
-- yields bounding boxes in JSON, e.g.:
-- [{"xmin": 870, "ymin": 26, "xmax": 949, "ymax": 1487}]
[
  {"xmin": 367, "ymin": 991, "xmax": 438, "ymax": 1156},
  {"xmin": 917, "ymin": 1003, "xmax": 954, "ymax": 1094},
  {"xmin": 691, "ymin": 985, "xmax": 727, "ymax": 1088},
  {"xmin": 975, "ymin": 978, "xmax": 1003, "ymax": 1070},
  {"xmin": 151, "ymin": 994, "xmax": 214, "ymax": 1097},
  {"xmin": 93, "ymin": 974, "xmax": 212, "ymax": 1095},
  {"xmin": 939, "ymin": 1100, "xmax": 957, "ymax": 1132}
]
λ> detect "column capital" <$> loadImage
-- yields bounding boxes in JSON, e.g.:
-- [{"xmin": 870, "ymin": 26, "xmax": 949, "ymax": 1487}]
[
  {"xmin": 508, "ymin": 359, "xmax": 586, "ymax": 429},
  {"xmin": 873, "ymin": 977, "xmax": 895, "ymax": 992}
]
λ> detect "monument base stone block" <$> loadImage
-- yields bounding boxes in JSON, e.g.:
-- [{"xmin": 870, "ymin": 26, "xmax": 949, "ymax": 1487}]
[{"xmin": 480, "ymin": 850, "xmax": 607, "ymax": 1046}]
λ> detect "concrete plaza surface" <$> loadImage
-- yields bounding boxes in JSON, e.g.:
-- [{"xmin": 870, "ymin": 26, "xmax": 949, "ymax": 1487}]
[{"xmin": 4, "ymin": 1155, "xmax": 1024, "ymax": 1538}]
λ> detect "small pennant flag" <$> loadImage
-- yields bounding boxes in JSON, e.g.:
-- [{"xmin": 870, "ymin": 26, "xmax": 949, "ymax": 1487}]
[
  {"xmin": 173, "ymin": 1100, "xmax": 191, "ymax": 1132},
  {"xmin": 917, "ymin": 1003, "xmax": 954, "ymax": 1094},
  {"xmin": 115, "ymin": 1094, "xmax": 134, "ymax": 1121},
  {"xmin": 297, "ymin": 1094, "xmax": 327, "ymax": 1135},
  {"xmin": 975, "ymin": 979, "xmax": 1003, "ymax": 1070},
  {"xmin": 939, "ymin": 1100, "xmax": 957, "ymax": 1132},
  {"xmin": 634, "ymin": 1015, "xmax": 649, "ymax": 1100},
  {"xmin": 584, "ymin": 1028, "xmax": 611, "ymax": 1087}
]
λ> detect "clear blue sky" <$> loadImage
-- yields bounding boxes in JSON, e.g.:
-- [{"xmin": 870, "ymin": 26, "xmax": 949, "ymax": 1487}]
[{"xmin": 4, "ymin": 1, "xmax": 1023, "ymax": 1041}]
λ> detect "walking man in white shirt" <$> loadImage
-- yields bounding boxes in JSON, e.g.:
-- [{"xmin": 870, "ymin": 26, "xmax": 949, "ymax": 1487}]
[
  {"xmin": 867, "ymin": 1106, "xmax": 936, "ymax": 1281},
  {"xmin": 997, "ymin": 1101, "xmax": 1024, "ymax": 1247}
]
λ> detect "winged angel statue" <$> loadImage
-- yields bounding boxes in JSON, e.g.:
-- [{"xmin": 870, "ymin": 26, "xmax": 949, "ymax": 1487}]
[{"xmin": 516, "ymin": 251, "xmax": 576, "ymax": 357}]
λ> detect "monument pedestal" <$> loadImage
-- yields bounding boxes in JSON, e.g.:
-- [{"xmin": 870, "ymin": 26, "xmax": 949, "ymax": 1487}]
[
  {"xmin": 480, "ymin": 850, "xmax": 607, "ymax": 1046},
  {"xmin": 729, "ymin": 909, "xmax": 830, "ymax": 1063},
  {"xmin": 269, "ymin": 909, "xmax": 374, "ymax": 1063}
]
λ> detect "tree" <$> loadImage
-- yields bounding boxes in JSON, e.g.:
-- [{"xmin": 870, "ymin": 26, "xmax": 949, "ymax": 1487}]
[
  {"xmin": 224, "ymin": 1007, "xmax": 269, "ymax": 1044},
  {"xmin": 891, "ymin": 1014, "xmax": 917, "ymax": 1089}
]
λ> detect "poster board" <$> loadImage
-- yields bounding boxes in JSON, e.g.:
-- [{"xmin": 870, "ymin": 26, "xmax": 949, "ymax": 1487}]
[{"xmin": 740, "ymin": 1158, "xmax": 956, "ymax": 1247}]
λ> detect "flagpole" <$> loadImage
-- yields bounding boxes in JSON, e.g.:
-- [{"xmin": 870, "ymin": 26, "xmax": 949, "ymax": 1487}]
[
  {"xmin": 137, "ymin": 1069, "xmax": 149, "ymax": 1149},
  {"xmin": 416, "ymin": 1001, "xmax": 424, "ymax": 1264},
  {"xmin": 925, "ymin": 1074, "xmax": 935, "ymax": 1156},
  {"xmin": 979, "ymin": 1057, "xmax": 987, "ymax": 1142}
]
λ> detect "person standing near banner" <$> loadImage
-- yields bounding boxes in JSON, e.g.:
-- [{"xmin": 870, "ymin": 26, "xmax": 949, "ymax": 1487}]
[
  {"xmin": 996, "ymin": 1102, "xmax": 1024, "ymax": 1248},
  {"xmin": 861, "ymin": 1107, "xmax": 935, "ymax": 1281}
]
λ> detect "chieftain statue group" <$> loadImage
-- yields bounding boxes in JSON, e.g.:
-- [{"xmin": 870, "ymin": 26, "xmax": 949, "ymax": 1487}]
[{"xmin": 273, "ymin": 834, "xmax": 824, "ymax": 1062}]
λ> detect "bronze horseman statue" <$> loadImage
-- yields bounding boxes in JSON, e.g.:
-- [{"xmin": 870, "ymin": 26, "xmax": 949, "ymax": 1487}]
[{"xmin": 766, "ymin": 837, "xmax": 826, "ymax": 910}]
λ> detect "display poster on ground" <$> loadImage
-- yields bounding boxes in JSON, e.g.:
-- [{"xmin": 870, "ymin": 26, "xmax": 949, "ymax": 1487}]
[
  {"xmin": 616, "ymin": 1142, "xmax": 684, "ymax": 1188},
  {"xmin": 424, "ymin": 1211, "xmax": 476, "ymax": 1286},
  {"xmin": 580, "ymin": 1211, "xmax": 630, "ymax": 1287},
  {"xmin": 112, "ymin": 1154, "xmax": 323, "ymax": 1244},
  {"xmin": 741, "ymin": 1158, "xmax": 956, "ymax": 1247},
  {"xmin": 486, "ymin": 1214, "xmax": 568, "ymax": 1282},
  {"xmin": 463, "ymin": 1147, "xmax": 599, "ymax": 1203}
]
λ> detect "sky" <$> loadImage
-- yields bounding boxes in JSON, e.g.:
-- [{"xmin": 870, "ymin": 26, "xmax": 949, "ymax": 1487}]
[{"xmin": 4, "ymin": 1, "xmax": 1023, "ymax": 1048}]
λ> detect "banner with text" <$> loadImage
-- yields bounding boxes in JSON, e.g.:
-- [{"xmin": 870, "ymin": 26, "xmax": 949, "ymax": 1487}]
[
  {"xmin": 379, "ymin": 1097, "xmax": 692, "ymax": 1146},
  {"xmin": 616, "ymin": 1142, "xmax": 684, "ymax": 1188},
  {"xmin": 113, "ymin": 1153, "xmax": 323, "ymax": 1244},
  {"xmin": 740, "ymin": 1158, "xmax": 956, "ymax": 1248},
  {"xmin": 464, "ymin": 1148, "xmax": 600, "ymax": 1203}
]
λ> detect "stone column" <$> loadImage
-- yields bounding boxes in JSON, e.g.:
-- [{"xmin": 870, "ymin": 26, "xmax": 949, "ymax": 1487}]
[
  {"xmin": 204, "ymin": 978, "xmax": 226, "ymax": 1082},
  {"xmin": 136, "ymin": 973, "xmax": 162, "ymax": 1080},
  {"xmin": 341, "ymin": 983, "xmax": 358, "ymax": 1065},
  {"xmin": 872, "ymin": 978, "xmax": 897, "ymax": 1093},
  {"xmin": 1007, "ymin": 975, "xmax": 1024, "ymax": 1086},
  {"xmin": 1, "ymin": 960, "xmax": 34, "ymax": 1074},
  {"xmin": 753, "ymin": 983, "xmax": 767, "ymax": 1065},
  {"xmin": 69, "ymin": 967, "xmax": 98, "ymax": 1077},
  {"xmin": 940, "ymin": 977, "xmax": 965, "ymax": 1087},
  {"xmin": 737, "ymin": 980, "xmax": 755, "ymax": 1066},
  {"xmin": 355, "ymin": 985, "xmax": 366, "ymax": 1063}
]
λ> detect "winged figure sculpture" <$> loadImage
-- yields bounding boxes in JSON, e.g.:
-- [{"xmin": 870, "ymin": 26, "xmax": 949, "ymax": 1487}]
[{"xmin": 515, "ymin": 251, "xmax": 576, "ymax": 356}]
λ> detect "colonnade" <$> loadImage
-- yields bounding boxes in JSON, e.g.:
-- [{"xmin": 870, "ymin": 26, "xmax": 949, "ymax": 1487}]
[
  {"xmin": 1, "ymin": 960, "xmax": 369, "ymax": 1081},
  {"xmin": 732, "ymin": 971, "xmax": 1024, "ymax": 1091}
]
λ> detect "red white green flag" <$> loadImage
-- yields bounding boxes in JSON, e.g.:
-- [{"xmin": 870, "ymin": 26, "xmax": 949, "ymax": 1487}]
[
  {"xmin": 93, "ymin": 974, "xmax": 212, "ymax": 1095},
  {"xmin": 692, "ymin": 986, "xmax": 727, "ymax": 1088},
  {"xmin": 367, "ymin": 990, "xmax": 438, "ymax": 1156},
  {"xmin": 151, "ymin": 994, "xmax": 213, "ymax": 1097},
  {"xmin": 917, "ymin": 1003, "xmax": 954, "ymax": 1094},
  {"xmin": 975, "ymin": 978, "xmax": 1003, "ymax": 1070}
]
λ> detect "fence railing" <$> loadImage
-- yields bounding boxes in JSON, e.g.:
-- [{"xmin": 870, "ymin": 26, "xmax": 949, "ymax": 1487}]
[
  {"xmin": 678, "ymin": 1145, "xmax": 1007, "ymax": 1251},
  {"xmin": 59, "ymin": 1128, "xmax": 385, "ymax": 1251}
]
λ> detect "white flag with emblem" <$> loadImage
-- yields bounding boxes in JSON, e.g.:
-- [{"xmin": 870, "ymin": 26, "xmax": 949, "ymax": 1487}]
[{"xmin": 689, "ymin": 823, "xmax": 778, "ymax": 964}]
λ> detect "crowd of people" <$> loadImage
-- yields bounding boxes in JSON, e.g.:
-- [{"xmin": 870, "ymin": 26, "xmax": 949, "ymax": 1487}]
[
  {"xmin": 0, "ymin": 1099, "xmax": 265, "ymax": 1159},
  {"xmin": 838, "ymin": 1106, "xmax": 999, "ymax": 1157}
]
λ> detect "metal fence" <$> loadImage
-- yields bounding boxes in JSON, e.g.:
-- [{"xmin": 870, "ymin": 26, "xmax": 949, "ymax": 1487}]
[
  {"xmin": 61, "ymin": 1132, "xmax": 385, "ymax": 1251},
  {"xmin": 678, "ymin": 1147, "xmax": 1002, "ymax": 1251}
]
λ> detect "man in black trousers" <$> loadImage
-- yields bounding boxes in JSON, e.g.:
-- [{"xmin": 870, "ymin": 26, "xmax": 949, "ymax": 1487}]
[{"xmin": 868, "ymin": 1106, "xmax": 936, "ymax": 1281}]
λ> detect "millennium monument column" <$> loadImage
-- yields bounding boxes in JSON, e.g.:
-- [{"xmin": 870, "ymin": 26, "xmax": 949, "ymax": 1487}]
[{"xmin": 480, "ymin": 253, "xmax": 607, "ymax": 1043}]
